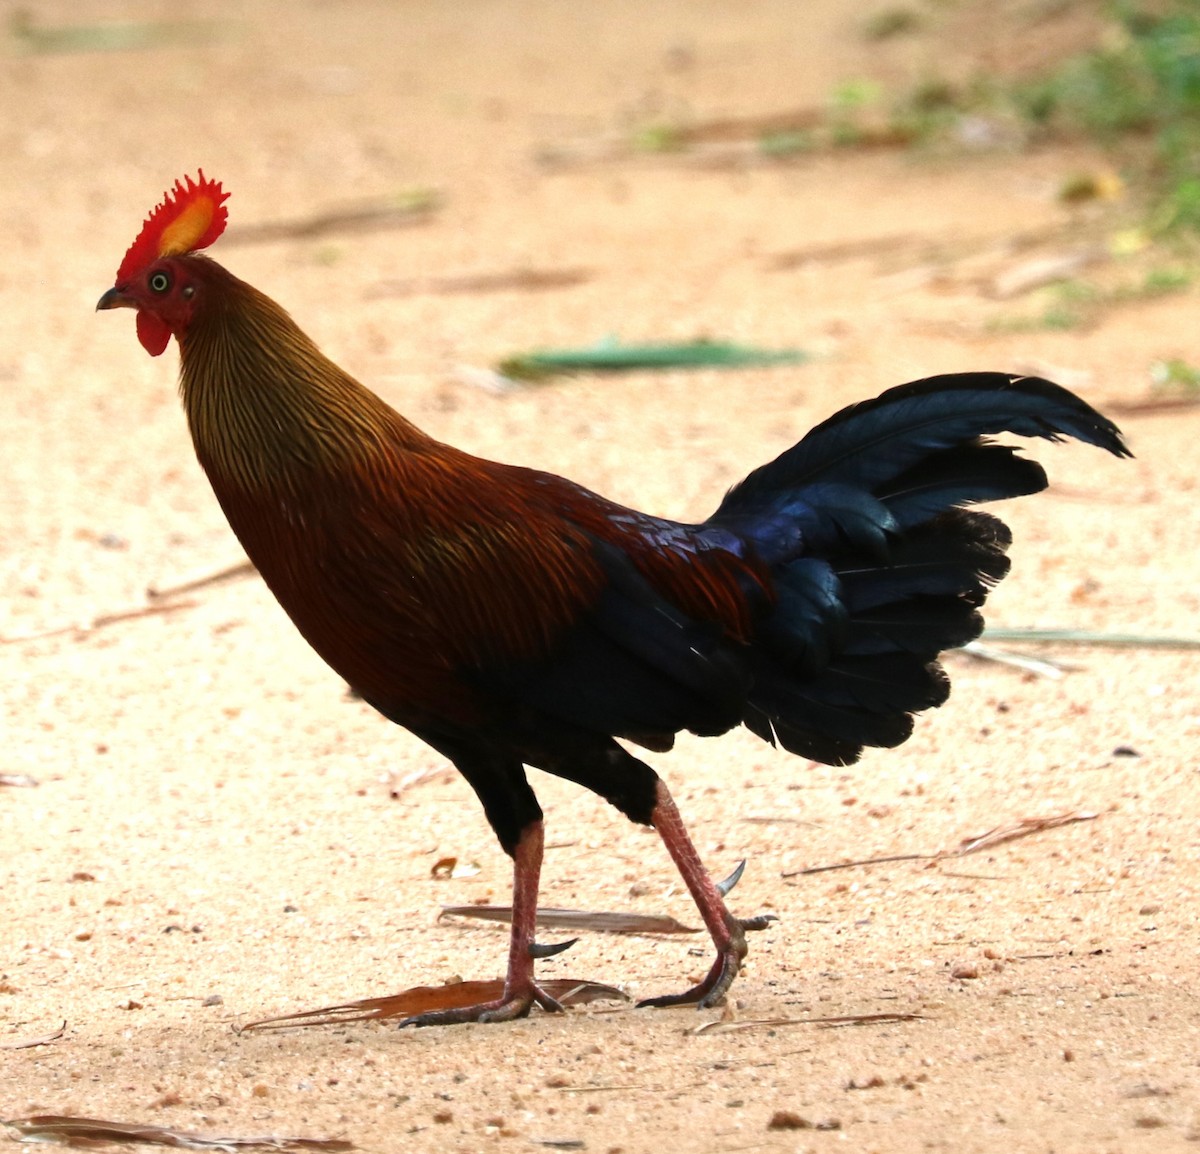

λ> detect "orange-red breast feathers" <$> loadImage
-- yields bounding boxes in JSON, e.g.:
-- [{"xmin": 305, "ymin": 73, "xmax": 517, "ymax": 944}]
[{"xmin": 115, "ymin": 171, "xmax": 229, "ymax": 283}]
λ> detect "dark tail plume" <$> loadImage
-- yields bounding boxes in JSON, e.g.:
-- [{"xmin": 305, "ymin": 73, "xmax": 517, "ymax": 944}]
[{"xmin": 711, "ymin": 373, "xmax": 1128, "ymax": 766}]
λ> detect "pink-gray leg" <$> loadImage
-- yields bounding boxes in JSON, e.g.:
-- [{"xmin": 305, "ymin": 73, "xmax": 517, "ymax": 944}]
[
  {"xmin": 401, "ymin": 820, "xmax": 565, "ymax": 1026},
  {"xmin": 640, "ymin": 779, "xmax": 775, "ymax": 1009}
]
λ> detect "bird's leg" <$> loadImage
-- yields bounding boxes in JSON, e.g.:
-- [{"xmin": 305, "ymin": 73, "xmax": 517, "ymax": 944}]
[
  {"xmin": 639, "ymin": 779, "xmax": 775, "ymax": 1009},
  {"xmin": 400, "ymin": 820, "xmax": 566, "ymax": 1026}
]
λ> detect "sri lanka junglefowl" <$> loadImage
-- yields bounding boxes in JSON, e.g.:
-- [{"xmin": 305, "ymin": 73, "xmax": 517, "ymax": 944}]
[{"xmin": 98, "ymin": 172, "xmax": 1129, "ymax": 1025}]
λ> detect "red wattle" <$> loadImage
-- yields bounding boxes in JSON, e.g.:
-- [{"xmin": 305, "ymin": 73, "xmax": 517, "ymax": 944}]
[{"xmin": 136, "ymin": 310, "xmax": 172, "ymax": 357}]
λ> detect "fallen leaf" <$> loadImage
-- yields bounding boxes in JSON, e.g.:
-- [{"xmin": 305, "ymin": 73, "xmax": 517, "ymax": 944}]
[
  {"xmin": 498, "ymin": 337, "xmax": 808, "ymax": 382},
  {"xmin": 238, "ymin": 978, "xmax": 627, "ymax": 1031},
  {"xmin": 2, "ymin": 1115, "xmax": 352, "ymax": 1150},
  {"xmin": 430, "ymin": 858, "xmax": 480, "ymax": 880}
]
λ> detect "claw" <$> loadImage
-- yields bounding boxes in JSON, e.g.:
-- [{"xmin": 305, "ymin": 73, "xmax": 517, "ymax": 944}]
[
  {"xmin": 714, "ymin": 859, "xmax": 746, "ymax": 898},
  {"xmin": 399, "ymin": 984, "xmax": 565, "ymax": 1028},
  {"xmin": 636, "ymin": 950, "xmax": 739, "ymax": 1010},
  {"xmin": 739, "ymin": 913, "xmax": 777, "ymax": 933},
  {"xmin": 529, "ymin": 937, "xmax": 578, "ymax": 959}
]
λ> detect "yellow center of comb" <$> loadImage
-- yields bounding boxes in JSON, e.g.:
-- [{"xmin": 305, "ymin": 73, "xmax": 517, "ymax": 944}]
[{"xmin": 158, "ymin": 197, "xmax": 215, "ymax": 258}]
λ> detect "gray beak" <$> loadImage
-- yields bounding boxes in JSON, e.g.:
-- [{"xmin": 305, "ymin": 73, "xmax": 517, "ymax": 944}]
[{"xmin": 96, "ymin": 286, "xmax": 135, "ymax": 311}]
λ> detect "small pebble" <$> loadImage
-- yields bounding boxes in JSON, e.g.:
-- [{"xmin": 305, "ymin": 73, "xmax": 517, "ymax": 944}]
[{"xmin": 847, "ymin": 1075, "xmax": 886, "ymax": 1090}]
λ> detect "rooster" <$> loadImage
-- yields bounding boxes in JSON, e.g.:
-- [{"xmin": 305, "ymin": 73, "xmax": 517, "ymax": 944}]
[{"xmin": 98, "ymin": 173, "xmax": 1128, "ymax": 1025}]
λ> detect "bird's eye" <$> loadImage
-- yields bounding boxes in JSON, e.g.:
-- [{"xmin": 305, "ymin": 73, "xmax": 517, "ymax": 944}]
[{"xmin": 149, "ymin": 270, "xmax": 172, "ymax": 295}]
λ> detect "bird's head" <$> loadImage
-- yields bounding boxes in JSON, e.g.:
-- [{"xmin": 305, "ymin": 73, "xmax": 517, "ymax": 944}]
[{"xmin": 97, "ymin": 171, "xmax": 229, "ymax": 356}]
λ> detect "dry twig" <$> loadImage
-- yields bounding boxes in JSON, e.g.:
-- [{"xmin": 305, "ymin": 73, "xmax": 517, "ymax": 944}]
[
  {"xmin": 956, "ymin": 812, "xmax": 1098, "ymax": 856},
  {"xmin": 958, "ymin": 640, "xmax": 1069, "ymax": 679},
  {"xmin": 224, "ymin": 191, "xmax": 439, "ymax": 246},
  {"xmin": 982, "ymin": 628, "xmax": 1200, "ymax": 650},
  {"xmin": 1, "ymin": 600, "xmax": 196, "ymax": 645},
  {"xmin": 691, "ymin": 1011, "xmax": 923, "ymax": 1036},
  {"xmin": 146, "ymin": 560, "xmax": 255, "ymax": 602},
  {"xmin": 0, "ymin": 1022, "xmax": 65, "ymax": 1049},
  {"xmin": 369, "ymin": 267, "xmax": 592, "ymax": 298},
  {"xmin": 784, "ymin": 810, "xmax": 1098, "ymax": 878}
]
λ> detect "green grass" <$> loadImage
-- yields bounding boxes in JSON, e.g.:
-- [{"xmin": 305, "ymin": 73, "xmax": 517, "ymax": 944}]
[
  {"xmin": 841, "ymin": 3, "xmax": 1200, "ymax": 233},
  {"xmin": 1013, "ymin": 3, "xmax": 1200, "ymax": 233},
  {"xmin": 1150, "ymin": 357, "xmax": 1200, "ymax": 397},
  {"xmin": 620, "ymin": 4, "xmax": 1199, "ymax": 235},
  {"xmin": 990, "ymin": 265, "xmax": 1193, "ymax": 332}
]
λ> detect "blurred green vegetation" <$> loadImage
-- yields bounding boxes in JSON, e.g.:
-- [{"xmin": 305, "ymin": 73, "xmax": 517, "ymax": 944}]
[
  {"xmin": 1015, "ymin": 2, "xmax": 1200, "ymax": 234},
  {"xmin": 990, "ymin": 266, "xmax": 1193, "ymax": 333},
  {"xmin": 615, "ymin": 4, "xmax": 1198, "ymax": 243},
  {"xmin": 828, "ymin": 3, "xmax": 1200, "ymax": 235},
  {"xmin": 1150, "ymin": 357, "xmax": 1200, "ymax": 398}
]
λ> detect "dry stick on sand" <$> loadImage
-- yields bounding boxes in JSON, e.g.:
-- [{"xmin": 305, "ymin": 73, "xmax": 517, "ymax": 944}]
[
  {"xmin": 783, "ymin": 810, "xmax": 1099, "ymax": 878},
  {"xmin": 957, "ymin": 639, "xmax": 1070, "ymax": 679},
  {"xmin": 691, "ymin": 1011, "xmax": 925, "ymax": 1036},
  {"xmin": 0, "ymin": 1022, "xmax": 66, "ymax": 1050},
  {"xmin": 1, "ymin": 555, "xmax": 254, "ymax": 645},
  {"xmin": 368, "ymin": 266, "xmax": 593, "ymax": 299},
  {"xmin": 222, "ymin": 190, "xmax": 439, "ymax": 246},
  {"xmin": 0, "ymin": 599, "xmax": 197, "ymax": 645},
  {"xmin": 146, "ymin": 558, "xmax": 255, "ymax": 601}
]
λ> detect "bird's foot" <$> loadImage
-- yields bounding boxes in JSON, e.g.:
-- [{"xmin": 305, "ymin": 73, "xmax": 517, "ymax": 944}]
[
  {"xmin": 636, "ymin": 910, "xmax": 777, "ymax": 1010},
  {"xmin": 399, "ymin": 981, "xmax": 565, "ymax": 1028}
]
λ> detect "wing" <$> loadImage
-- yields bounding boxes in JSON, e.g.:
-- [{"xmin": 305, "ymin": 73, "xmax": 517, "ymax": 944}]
[
  {"xmin": 457, "ymin": 468, "xmax": 768, "ymax": 751},
  {"xmin": 270, "ymin": 447, "xmax": 769, "ymax": 749}
]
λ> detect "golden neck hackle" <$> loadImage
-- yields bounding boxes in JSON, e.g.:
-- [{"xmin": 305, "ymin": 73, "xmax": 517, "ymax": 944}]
[{"xmin": 176, "ymin": 261, "xmax": 426, "ymax": 498}]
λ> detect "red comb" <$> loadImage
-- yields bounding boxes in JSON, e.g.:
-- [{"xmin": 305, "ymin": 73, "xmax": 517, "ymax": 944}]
[{"xmin": 116, "ymin": 171, "xmax": 230, "ymax": 283}]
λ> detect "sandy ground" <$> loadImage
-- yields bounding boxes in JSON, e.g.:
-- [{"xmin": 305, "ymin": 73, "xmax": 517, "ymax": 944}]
[{"xmin": 3, "ymin": 2, "xmax": 1199, "ymax": 1151}]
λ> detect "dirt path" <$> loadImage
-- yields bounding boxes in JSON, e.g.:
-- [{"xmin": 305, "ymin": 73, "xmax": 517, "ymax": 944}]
[{"xmin": 3, "ymin": 3, "xmax": 1198, "ymax": 1152}]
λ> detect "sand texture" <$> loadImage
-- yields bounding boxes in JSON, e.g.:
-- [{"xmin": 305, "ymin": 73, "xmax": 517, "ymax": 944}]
[{"xmin": 3, "ymin": 3, "xmax": 1198, "ymax": 1151}]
